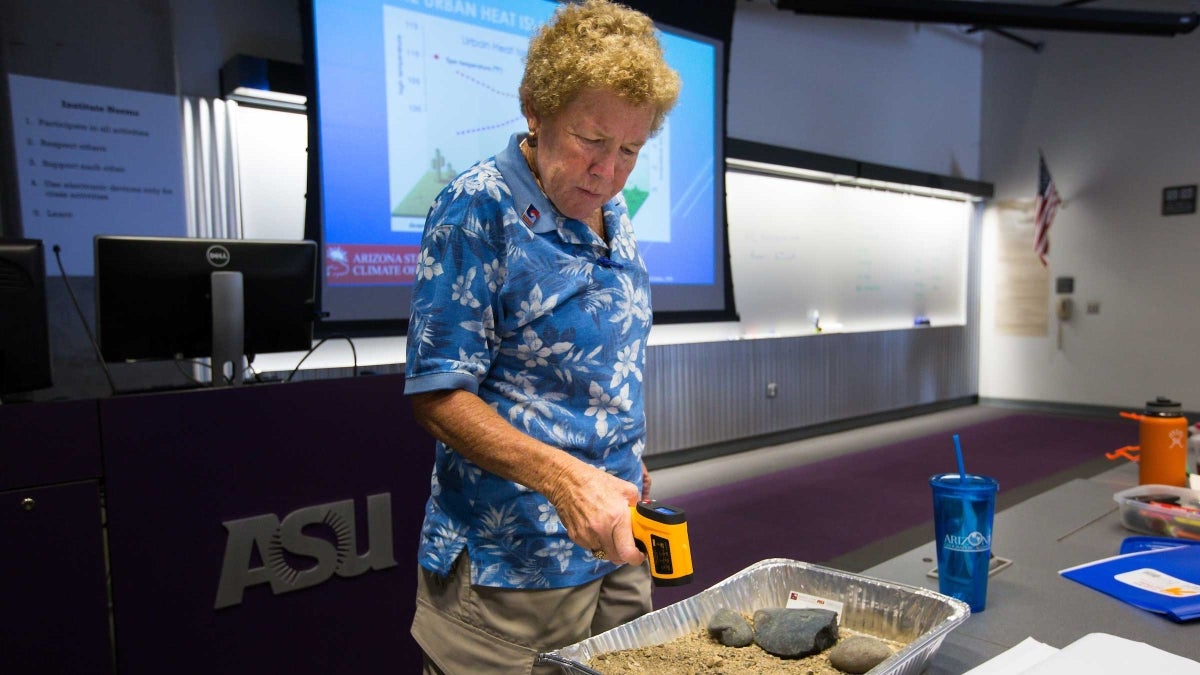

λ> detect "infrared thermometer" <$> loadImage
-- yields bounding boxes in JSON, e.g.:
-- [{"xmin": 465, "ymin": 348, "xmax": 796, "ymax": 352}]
[{"xmin": 630, "ymin": 500, "xmax": 693, "ymax": 586}]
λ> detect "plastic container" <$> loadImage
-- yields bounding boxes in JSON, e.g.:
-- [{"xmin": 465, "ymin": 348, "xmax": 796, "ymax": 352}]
[
  {"xmin": 1189, "ymin": 423, "xmax": 1200, "ymax": 476},
  {"xmin": 537, "ymin": 558, "xmax": 969, "ymax": 675},
  {"xmin": 1113, "ymin": 484, "xmax": 1200, "ymax": 541}
]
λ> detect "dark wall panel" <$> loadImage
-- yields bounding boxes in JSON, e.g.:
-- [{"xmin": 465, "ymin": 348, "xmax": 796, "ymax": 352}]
[{"xmin": 101, "ymin": 374, "xmax": 434, "ymax": 674}]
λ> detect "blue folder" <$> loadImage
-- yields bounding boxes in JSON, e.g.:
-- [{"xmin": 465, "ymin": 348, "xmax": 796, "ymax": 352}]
[
  {"xmin": 1119, "ymin": 536, "xmax": 1200, "ymax": 555},
  {"xmin": 1060, "ymin": 544, "xmax": 1200, "ymax": 622}
]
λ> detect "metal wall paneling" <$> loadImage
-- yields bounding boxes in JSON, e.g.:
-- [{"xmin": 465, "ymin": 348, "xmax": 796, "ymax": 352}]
[
  {"xmin": 643, "ymin": 326, "xmax": 973, "ymax": 457},
  {"xmin": 751, "ymin": 336, "xmax": 831, "ymax": 436}
]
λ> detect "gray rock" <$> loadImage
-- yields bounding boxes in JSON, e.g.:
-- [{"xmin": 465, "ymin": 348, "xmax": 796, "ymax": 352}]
[
  {"xmin": 706, "ymin": 608, "xmax": 755, "ymax": 647},
  {"xmin": 828, "ymin": 635, "xmax": 893, "ymax": 673},
  {"xmin": 752, "ymin": 607, "xmax": 839, "ymax": 658}
]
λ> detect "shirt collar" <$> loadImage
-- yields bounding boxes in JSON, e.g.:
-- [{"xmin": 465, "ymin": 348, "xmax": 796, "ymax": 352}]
[
  {"xmin": 495, "ymin": 133, "xmax": 609, "ymax": 249},
  {"xmin": 496, "ymin": 132, "xmax": 559, "ymax": 235}
]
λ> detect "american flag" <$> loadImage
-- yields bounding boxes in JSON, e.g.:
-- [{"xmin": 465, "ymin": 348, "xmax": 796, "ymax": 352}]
[{"xmin": 1033, "ymin": 154, "xmax": 1061, "ymax": 266}]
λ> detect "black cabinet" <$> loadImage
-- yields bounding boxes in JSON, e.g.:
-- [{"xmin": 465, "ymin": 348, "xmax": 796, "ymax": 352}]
[{"xmin": 0, "ymin": 481, "xmax": 112, "ymax": 674}]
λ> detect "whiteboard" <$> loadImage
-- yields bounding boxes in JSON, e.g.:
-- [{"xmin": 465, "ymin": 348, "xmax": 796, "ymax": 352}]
[{"xmin": 726, "ymin": 170, "xmax": 970, "ymax": 336}]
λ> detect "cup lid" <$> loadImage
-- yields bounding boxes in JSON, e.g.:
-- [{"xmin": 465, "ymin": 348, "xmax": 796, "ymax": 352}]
[
  {"xmin": 929, "ymin": 473, "xmax": 999, "ymax": 491},
  {"xmin": 1146, "ymin": 396, "xmax": 1182, "ymax": 414}
]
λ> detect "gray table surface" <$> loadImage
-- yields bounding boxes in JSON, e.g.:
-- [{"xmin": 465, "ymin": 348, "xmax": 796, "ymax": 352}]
[{"xmin": 863, "ymin": 463, "xmax": 1200, "ymax": 673}]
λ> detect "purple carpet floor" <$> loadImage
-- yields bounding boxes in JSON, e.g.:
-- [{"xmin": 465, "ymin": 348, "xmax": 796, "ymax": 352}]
[{"xmin": 651, "ymin": 412, "xmax": 1136, "ymax": 607}]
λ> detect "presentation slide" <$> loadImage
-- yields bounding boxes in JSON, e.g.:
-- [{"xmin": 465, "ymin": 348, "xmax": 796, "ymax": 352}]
[
  {"xmin": 380, "ymin": 5, "xmax": 672, "ymax": 243},
  {"xmin": 7, "ymin": 74, "xmax": 187, "ymax": 275},
  {"xmin": 309, "ymin": 0, "xmax": 726, "ymax": 323}
]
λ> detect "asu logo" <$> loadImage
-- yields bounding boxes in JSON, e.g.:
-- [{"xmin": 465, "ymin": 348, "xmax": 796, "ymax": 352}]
[{"xmin": 214, "ymin": 493, "xmax": 396, "ymax": 609}]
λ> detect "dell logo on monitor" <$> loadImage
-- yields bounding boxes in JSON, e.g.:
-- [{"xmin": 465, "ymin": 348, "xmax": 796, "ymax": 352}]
[{"xmin": 206, "ymin": 245, "xmax": 231, "ymax": 268}]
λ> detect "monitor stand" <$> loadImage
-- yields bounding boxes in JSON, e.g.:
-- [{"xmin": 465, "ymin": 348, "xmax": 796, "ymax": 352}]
[{"xmin": 211, "ymin": 271, "xmax": 245, "ymax": 386}]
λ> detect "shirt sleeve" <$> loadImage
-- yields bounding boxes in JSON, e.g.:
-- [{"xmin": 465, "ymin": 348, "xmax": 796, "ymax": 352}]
[{"xmin": 404, "ymin": 188, "xmax": 504, "ymax": 396}]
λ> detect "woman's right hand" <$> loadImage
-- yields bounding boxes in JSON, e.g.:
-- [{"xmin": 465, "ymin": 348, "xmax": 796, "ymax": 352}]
[{"xmin": 546, "ymin": 460, "xmax": 645, "ymax": 567}]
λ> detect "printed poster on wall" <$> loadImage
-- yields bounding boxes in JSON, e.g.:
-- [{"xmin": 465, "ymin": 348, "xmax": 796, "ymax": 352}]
[{"xmin": 8, "ymin": 74, "xmax": 187, "ymax": 275}]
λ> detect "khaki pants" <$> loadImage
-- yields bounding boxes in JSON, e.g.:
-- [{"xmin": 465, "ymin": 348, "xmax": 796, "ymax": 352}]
[{"xmin": 413, "ymin": 552, "xmax": 652, "ymax": 675}]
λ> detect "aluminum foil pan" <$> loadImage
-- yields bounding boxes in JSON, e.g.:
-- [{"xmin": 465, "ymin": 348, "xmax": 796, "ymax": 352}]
[{"xmin": 538, "ymin": 558, "xmax": 969, "ymax": 675}]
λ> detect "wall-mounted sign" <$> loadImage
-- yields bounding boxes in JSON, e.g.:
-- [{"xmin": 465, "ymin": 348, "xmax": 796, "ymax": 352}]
[
  {"xmin": 1162, "ymin": 184, "xmax": 1197, "ymax": 216},
  {"xmin": 7, "ymin": 74, "xmax": 187, "ymax": 275}
]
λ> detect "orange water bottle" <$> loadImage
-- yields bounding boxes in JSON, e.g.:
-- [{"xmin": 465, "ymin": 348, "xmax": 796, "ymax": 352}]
[{"xmin": 1135, "ymin": 397, "xmax": 1189, "ymax": 487}]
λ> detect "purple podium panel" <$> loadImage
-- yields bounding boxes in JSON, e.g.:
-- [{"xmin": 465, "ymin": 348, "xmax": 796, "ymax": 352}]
[
  {"xmin": 0, "ymin": 480, "xmax": 112, "ymax": 674},
  {"xmin": 0, "ymin": 398, "xmax": 101, "ymax": 490},
  {"xmin": 100, "ymin": 374, "xmax": 434, "ymax": 675}
]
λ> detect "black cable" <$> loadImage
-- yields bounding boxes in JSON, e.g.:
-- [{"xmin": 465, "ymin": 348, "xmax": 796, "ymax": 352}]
[
  {"xmin": 173, "ymin": 358, "xmax": 208, "ymax": 386},
  {"xmin": 342, "ymin": 335, "xmax": 360, "ymax": 378},
  {"xmin": 245, "ymin": 361, "xmax": 265, "ymax": 384},
  {"xmin": 52, "ymin": 245, "xmax": 118, "ymax": 396},
  {"xmin": 176, "ymin": 357, "xmax": 261, "ymax": 387},
  {"xmin": 285, "ymin": 334, "xmax": 358, "ymax": 382}
]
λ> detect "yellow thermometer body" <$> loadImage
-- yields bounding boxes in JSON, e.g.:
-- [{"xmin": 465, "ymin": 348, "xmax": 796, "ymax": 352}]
[{"xmin": 630, "ymin": 500, "xmax": 693, "ymax": 586}]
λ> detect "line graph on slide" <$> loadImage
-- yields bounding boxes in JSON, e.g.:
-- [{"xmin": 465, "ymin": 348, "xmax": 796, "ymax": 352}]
[
  {"xmin": 382, "ymin": 5, "xmax": 670, "ymax": 240},
  {"xmin": 384, "ymin": 6, "xmax": 527, "ymax": 230}
]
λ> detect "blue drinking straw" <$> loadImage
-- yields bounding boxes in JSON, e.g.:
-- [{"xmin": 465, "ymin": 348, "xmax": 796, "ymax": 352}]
[
  {"xmin": 952, "ymin": 434, "xmax": 982, "ymax": 607},
  {"xmin": 954, "ymin": 434, "xmax": 967, "ymax": 482}
]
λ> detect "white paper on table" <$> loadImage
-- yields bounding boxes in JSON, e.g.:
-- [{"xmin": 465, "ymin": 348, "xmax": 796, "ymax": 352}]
[
  {"xmin": 962, "ymin": 637, "xmax": 1059, "ymax": 675},
  {"xmin": 969, "ymin": 633, "xmax": 1200, "ymax": 675},
  {"xmin": 1017, "ymin": 633, "xmax": 1200, "ymax": 674}
]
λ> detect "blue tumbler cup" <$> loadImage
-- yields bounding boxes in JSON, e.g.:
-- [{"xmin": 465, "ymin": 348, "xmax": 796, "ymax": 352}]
[{"xmin": 930, "ymin": 473, "xmax": 999, "ymax": 613}]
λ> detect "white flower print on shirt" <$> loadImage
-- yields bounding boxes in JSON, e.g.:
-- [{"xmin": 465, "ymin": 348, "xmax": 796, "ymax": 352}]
[{"xmin": 585, "ymin": 381, "xmax": 632, "ymax": 437}]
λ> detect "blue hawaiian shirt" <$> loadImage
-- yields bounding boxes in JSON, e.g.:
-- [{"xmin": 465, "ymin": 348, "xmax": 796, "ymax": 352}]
[{"xmin": 404, "ymin": 133, "xmax": 651, "ymax": 589}]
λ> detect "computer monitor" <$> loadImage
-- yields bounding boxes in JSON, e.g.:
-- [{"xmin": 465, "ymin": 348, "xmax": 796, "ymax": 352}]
[
  {"xmin": 0, "ymin": 238, "xmax": 53, "ymax": 398},
  {"xmin": 94, "ymin": 236, "xmax": 318, "ymax": 386}
]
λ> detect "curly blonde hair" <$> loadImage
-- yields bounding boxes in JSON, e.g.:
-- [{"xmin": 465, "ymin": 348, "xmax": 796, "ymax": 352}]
[{"xmin": 519, "ymin": 0, "xmax": 681, "ymax": 134}]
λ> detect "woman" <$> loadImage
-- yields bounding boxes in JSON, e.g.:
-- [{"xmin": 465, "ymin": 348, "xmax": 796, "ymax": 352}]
[{"xmin": 403, "ymin": 0, "xmax": 681, "ymax": 672}]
